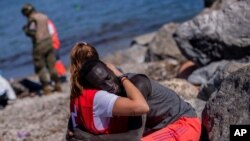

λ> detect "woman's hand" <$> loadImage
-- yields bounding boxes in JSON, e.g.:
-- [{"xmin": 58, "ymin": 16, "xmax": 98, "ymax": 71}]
[
  {"xmin": 105, "ymin": 63, "xmax": 123, "ymax": 76},
  {"xmin": 105, "ymin": 62, "xmax": 149, "ymax": 116}
]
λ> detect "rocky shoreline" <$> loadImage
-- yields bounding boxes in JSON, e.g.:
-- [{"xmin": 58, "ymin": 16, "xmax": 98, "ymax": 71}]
[{"xmin": 1, "ymin": 0, "xmax": 250, "ymax": 140}]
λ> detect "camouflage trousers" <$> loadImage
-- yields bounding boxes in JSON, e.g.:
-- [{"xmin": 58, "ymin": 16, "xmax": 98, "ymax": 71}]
[{"xmin": 33, "ymin": 38, "xmax": 59, "ymax": 88}]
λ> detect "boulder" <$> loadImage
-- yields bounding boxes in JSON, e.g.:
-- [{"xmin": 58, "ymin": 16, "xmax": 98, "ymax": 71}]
[
  {"xmin": 198, "ymin": 62, "xmax": 250, "ymax": 100},
  {"xmin": 202, "ymin": 65, "xmax": 250, "ymax": 141},
  {"xmin": 103, "ymin": 44, "xmax": 147, "ymax": 66},
  {"xmin": 146, "ymin": 23, "xmax": 186, "ymax": 63},
  {"xmin": 209, "ymin": 0, "xmax": 239, "ymax": 10},
  {"xmin": 131, "ymin": 32, "xmax": 156, "ymax": 46},
  {"xmin": 120, "ymin": 60, "xmax": 180, "ymax": 81},
  {"xmin": 174, "ymin": 0, "xmax": 250, "ymax": 66},
  {"xmin": 188, "ymin": 60, "xmax": 229, "ymax": 85}
]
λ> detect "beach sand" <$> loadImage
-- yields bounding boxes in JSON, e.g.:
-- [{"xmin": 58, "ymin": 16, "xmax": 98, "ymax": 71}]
[{"xmin": 0, "ymin": 72, "xmax": 71, "ymax": 141}]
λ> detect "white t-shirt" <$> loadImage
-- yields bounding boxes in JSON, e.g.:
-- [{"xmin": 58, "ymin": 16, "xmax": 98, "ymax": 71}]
[{"xmin": 93, "ymin": 90, "xmax": 119, "ymax": 130}]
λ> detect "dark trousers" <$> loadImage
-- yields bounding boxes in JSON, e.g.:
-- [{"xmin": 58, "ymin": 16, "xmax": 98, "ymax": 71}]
[{"xmin": 33, "ymin": 38, "xmax": 59, "ymax": 88}]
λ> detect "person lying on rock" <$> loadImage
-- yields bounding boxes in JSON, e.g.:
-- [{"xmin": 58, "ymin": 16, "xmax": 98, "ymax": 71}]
[{"xmin": 67, "ymin": 59, "xmax": 201, "ymax": 141}]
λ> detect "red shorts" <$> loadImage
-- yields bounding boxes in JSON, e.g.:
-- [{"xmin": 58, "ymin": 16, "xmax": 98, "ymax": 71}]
[{"xmin": 141, "ymin": 117, "xmax": 201, "ymax": 141}]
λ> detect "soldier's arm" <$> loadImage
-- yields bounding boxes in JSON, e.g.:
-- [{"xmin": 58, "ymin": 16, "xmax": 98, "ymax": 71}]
[{"xmin": 23, "ymin": 20, "xmax": 36, "ymax": 37}]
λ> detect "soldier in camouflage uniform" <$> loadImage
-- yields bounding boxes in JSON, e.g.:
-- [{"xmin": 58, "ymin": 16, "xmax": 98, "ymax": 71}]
[{"xmin": 21, "ymin": 3, "xmax": 62, "ymax": 95}]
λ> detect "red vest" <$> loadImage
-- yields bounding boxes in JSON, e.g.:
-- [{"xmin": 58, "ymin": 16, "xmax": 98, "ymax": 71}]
[
  {"xmin": 70, "ymin": 89, "xmax": 129, "ymax": 134},
  {"xmin": 70, "ymin": 89, "xmax": 108, "ymax": 134}
]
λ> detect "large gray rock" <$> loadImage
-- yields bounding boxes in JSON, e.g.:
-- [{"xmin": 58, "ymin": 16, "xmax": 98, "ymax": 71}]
[
  {"xmin": 188, "ymin": 60, "xmax": 229, "ymax": 85},
  {"xmin": 131, "ymin": 32, "xmax": 156, "ymax": 46},
  {"xmin": 198, "ymin": 62, "xmax": 250, "ymax": 100},
  {"xmin": 174, "ymin": 0, "xmax": 250, "ymax": 66},
  {"xmin": 202, "ymin": 65, "xmax": 250, "ymax": 141},
  {"xmin": 103, "ymin": 44, "xmax": 148, "ymax": 66},
  {"xmin": 204, "ymin": 0, "xmax": 238, "ymax": 9},
  {"xmin": 120, "ymin": 60, "xmax": 180, "ymax": 81},
  {"xmin": 146, "ymin": 23, "xmax": 186, "ymax": 63}
]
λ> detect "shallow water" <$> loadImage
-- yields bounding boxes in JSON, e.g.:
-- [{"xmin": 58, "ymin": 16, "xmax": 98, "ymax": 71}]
[{"xmin": 0, "ymin": 0, "xmax": 204, "ymax": 79}]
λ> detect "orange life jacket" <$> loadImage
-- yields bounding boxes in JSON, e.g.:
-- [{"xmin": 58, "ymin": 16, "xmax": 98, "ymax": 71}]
[
  {"xmin": 54, "ymin": 60, "xmax": 66, "ymax": 76},
  {"xmin": 47, "ymin": 19, "xmax": 60, "ymax": 50},
  {"xmin": 47, "ymin": 19, "xmax": 66, "ymax": 76}
]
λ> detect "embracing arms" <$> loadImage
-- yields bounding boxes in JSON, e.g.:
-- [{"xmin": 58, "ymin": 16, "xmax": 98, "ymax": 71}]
[{"xmin": 106, "ymin": 63, "xmax": 149, "ymax": 116}]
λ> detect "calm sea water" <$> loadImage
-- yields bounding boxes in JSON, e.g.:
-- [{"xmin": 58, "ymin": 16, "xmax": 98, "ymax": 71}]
[{"xmin": 0, "ymin": 0, "xmax": 204, "ymax": 79}]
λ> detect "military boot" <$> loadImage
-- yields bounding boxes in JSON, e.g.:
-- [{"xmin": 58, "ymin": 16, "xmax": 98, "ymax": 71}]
[
  {"xmin": 43, "ymin": 85, "xmax": 53, "ymax": 95},
  {"xmin": 54, "ymin": 82, "xmax": 62, "ymax": 92}
]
